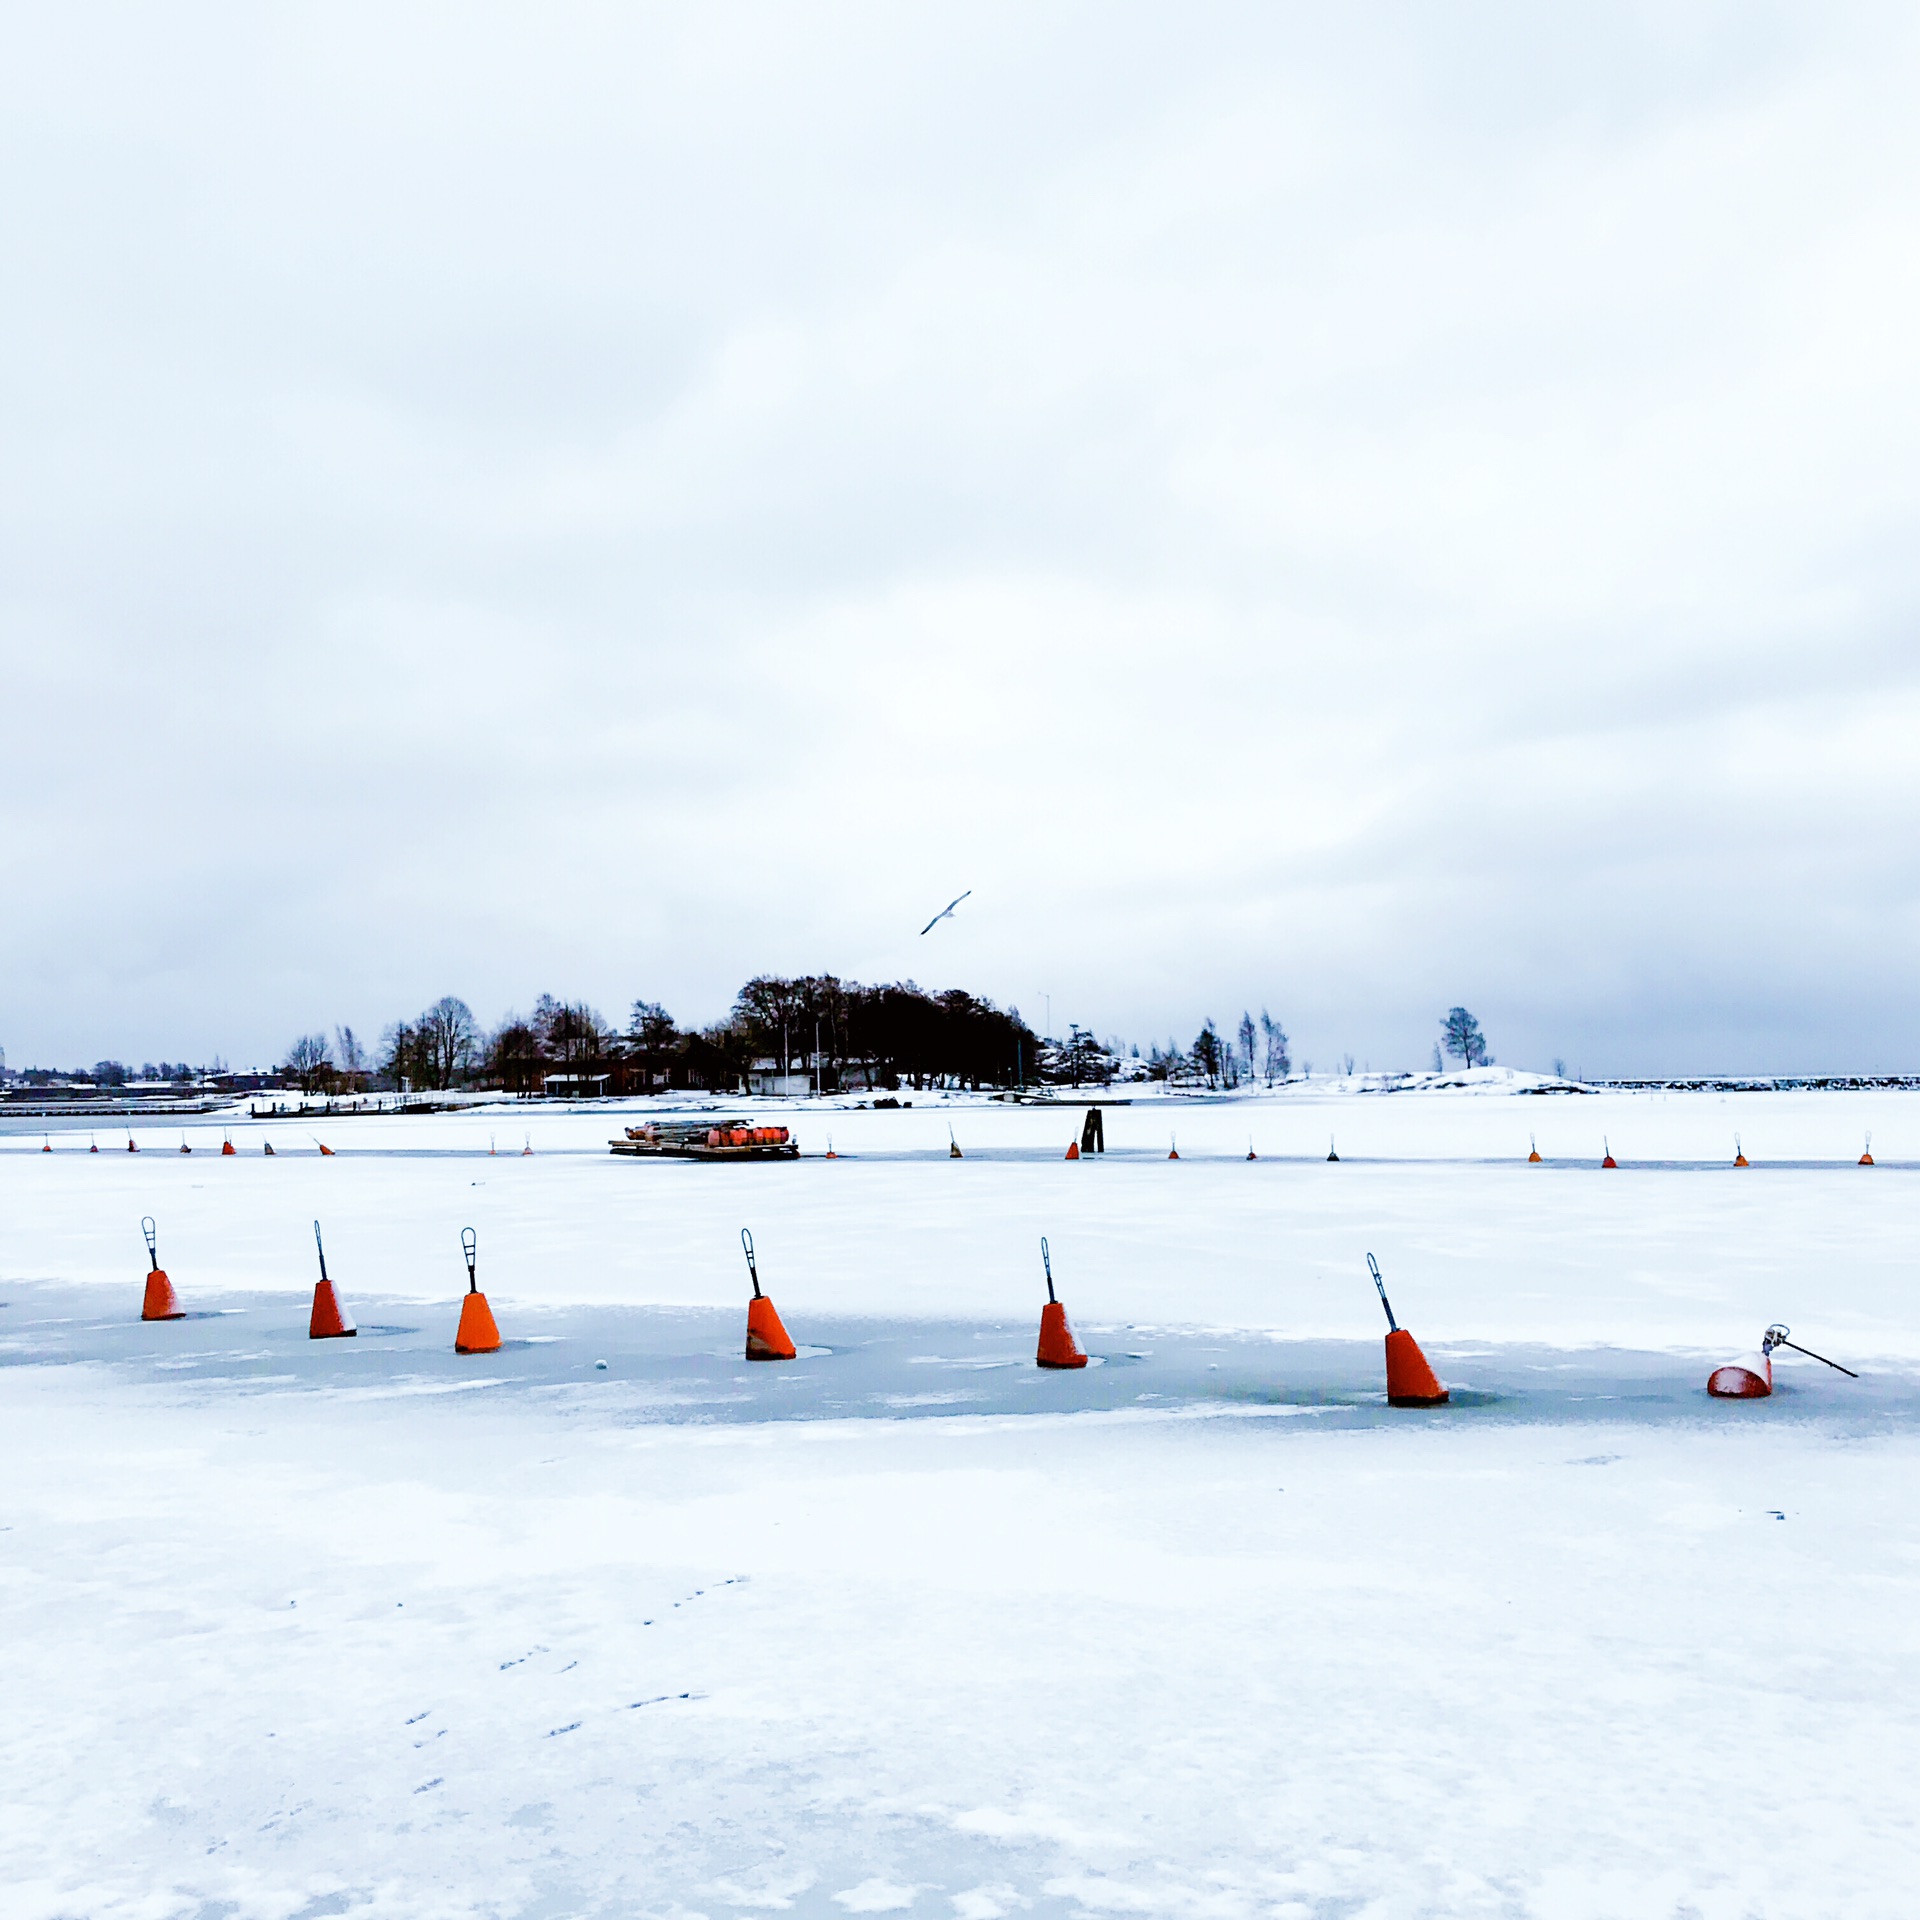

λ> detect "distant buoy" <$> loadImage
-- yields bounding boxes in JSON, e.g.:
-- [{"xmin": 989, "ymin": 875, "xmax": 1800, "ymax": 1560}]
[
  {"xmin": 826, "ymin": 1136, "xmax": 838, "ymax": 1160},
  {"xmin": 1065, "ymin": 1139, "xmax": 1080, "ymax": 1160},
  {"xmin": 1168, "ymin": 1136, "xmax": 1179, "ymax": 1161},
  {"xmin": 1601, "ymin": 1137, "xmax": 1617, "ymax": 1169},
  {"xmin": 1861, "ymin": 1132, "xmax": 1874, "ymax": 1166},
  {"xmin": 1246, "ymin": 1139, "xmax": 1257, "ymax": 1161},
  {"xmin": 1327, "ymin": 1136, "xmax": 1339, "ymax": 1163},
  {"xmin": 522, "ymin": 1135, "xmax": 533, "ymax": 1157},
  {"xmin": 179, "ymin": 1135, "xmax": 191, "ymax": 1155},
  {"xmin": 221, "ymin": 1133, "xmax": 236, "ymax": 1156},
  {"xmin": 1733, "ymin": 1134, "xmax": 1748, "ymax": 1168},
  {"xmin": 41, "ymin": 1135, "xmax": 51, "ymax": 1154},
  {"xmin": 263, "ymin": 1141, "xmax": 276, "ymax": 1156},
  {"xmin": 949, "ymin": 1127, "xmax": 963, "ymax": 1160},
  {"xmin": 1527, "ymin": 1134, "xmax": 1541, "ymax": 1164}
]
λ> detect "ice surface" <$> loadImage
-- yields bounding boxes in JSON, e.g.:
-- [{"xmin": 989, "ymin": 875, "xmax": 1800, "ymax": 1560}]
[{"xmin": 3, "ymin": 1089, "xmax": 1917, "ymax": 1915}]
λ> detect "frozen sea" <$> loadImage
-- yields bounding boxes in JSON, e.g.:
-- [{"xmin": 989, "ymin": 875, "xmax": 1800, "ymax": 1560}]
[{"xmin": 2, "ymin": 1083, "xmax": 1916, "ymax": 1917}]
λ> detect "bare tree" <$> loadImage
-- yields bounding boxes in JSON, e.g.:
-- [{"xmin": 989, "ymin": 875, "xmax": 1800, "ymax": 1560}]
[
  {"xmin": 418, "ymin": 996, "xmax": 481, "ymax": 1088},
  {"xmin": 1441, "ymin": 1006, "xmax": 1489, "ymax": 1070},
  {"xmin": 335, "ymin": 1025, "xmax": 368, "ymax": 1088},
  {"xmin": 284, "ymin": 1032, "xmax": 334, "ymax": 1094},
  {"xmin": 1237, "ymin": 1012, "xmax": 1257, "ymax": 1082}
]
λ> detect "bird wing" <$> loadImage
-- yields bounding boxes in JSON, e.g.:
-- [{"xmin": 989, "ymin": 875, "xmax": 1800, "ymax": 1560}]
[{"xmin": 919, "ymin": 889, "xmax": 972, "ymax": 935}]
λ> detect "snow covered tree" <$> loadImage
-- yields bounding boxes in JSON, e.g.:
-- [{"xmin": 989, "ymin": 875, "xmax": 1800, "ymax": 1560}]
[
  {"xmin": 1441, "ymin": 1006, "xmax": 1488, "ymax": 1069},
  {"xmin": 1259, "ymin": 1010, "xmax": 1290, "ymax": 1083},
  {"xmin": 1191, "ymin": 1020, "xmax": 1225, "ymax": 1088}
]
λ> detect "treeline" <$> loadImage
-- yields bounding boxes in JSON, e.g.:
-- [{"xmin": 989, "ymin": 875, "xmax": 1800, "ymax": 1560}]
[{"xmin": 281, "ymin": 977, "xmax": 1043, "ymax": 1095}]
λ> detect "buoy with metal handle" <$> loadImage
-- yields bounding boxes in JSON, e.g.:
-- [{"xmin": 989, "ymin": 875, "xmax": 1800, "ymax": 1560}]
[
  {"xmin": 1367, "ymin": 1252, "xmax": 1447, "ymax": 1406},
  {"xmin": 308, "ymin": 1220, "xmax": 357, "ymax": 1338},
  {"xmin": 1035, "ymin": 1235, "xmax": 1088, "ymax": 1369},
  {"xmin": 741, "ymin": 1228, "xmax": 796, "ymax": 1360},
  {"xmin": 454, "ymin": 1226, "xmax": 502, "ymax": 1353},
  {"xmin": 140, "ymin": 1215, "xmax": 184, "ymax": 1321}
]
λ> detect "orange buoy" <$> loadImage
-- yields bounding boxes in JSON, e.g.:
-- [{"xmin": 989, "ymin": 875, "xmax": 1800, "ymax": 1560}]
[
  {"xmin": 308, "ymin": 1220, "xmax": 357, "ymax": 1338},
  {"xmin": 179, "ymin": 1136, "xmax": 191, "ymax": 1154},
  {"xmin": 315, "ymin": 1139, "xmax": 334, "ymax": 1156},
  {"xmin": 1367, "ymin": 1254, "xmax": 1448, "ymax": 1406},
  {"xmin": 1246, "ymin": 1139, "xmax": 1257, "ymax": 1161},
  {"xmin": 1527, "ymin": 1135, "xmax": 1541, "ymax": 1163},
  {"xmin": 41, "ymin": 1136, "xmax": 51, "ymax": 1153},
  {"xmin": 140, "ymin": 1216, "xmax": 185, "ymax": 1322},
  {"xmin": 89, "ymin": 1137, "xmax": 99, "ymax": 1153},
  {"xmin": 1168, "ymin": 1136, "xmax": 1179, "ymax": 1161},
  {"xmin": 1861, "ymin": 1133, "xmax": 1874, "ymax": 1166},
  {"xmin": 127, "ymin": 1136, "xmax": 138, "ymax": 1152},
  {"xmin": 1601, "ymin": 1138, "xmax": 1617, "ymax": 1169},
  {"xmin": 740, "ymin": 1228, "xmax": 796, "ymax": 1361},
  {"xmin": 825, "ymin": 1136, "xmax": 838, "ymax": 1159},
  {"xmin": 1733, "ymin": 1136, "xmax": 1749, "ymax": 1168},
  {"xmin": 263, "ymin": 1141, "xmax": 275, "ymax": 1156},
  {"xmin": 1035, "ymin": 1236, "xmax": 1088, "ymax": 1368},
  {"xmin": 949, "ymin": 1129, "xmax": 963, "ymax": 1159},
  {"xmin": 1065, "ymin": 1139, "xmax": 1080, "ymax": 1160},
  {"xmin": 1707, "ymin": 1350, "xmax": 1771, "ymax": 1398},
  {"xmin": 221, "ymin": 1135, "xmax": 236, "ymax": 1156},
  {"xmin": 454, "ymin": 1226, "xmax": 503, "ymax": 1353}
]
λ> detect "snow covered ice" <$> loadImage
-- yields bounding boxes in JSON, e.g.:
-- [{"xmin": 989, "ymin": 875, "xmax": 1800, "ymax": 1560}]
[{"xmin": 3, "ymin": 1085, "xmax": 1917, "ymax": 1917}]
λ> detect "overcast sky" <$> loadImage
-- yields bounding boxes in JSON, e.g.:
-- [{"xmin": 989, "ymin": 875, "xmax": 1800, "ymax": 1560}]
[{"xmin": 4, "ymin": 4, "xmax": 1919, "ymax": 1076}]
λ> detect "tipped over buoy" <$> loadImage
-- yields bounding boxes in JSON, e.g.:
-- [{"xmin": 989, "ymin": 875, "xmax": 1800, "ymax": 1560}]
[
  {"xmin": 454, "ymin": 1226, "xmax": 502, "ymax": 1353},
  {"xmin": 1710, "ymin": 1324, "xmax": 1856, "ymax": 1399},
  {"xmin": 1601, "ymin": 1138, "xmax": 1617, "ymax": 1169},
  {"xmin": 314, "ymin": 1139, "xmax": 334, "ymax": 1156},
  {"xmin": 308, "ymin": 1220, "xmax": 357, "ymax": 1338},
  {"xmin": 1065, "ymin": 1139, "xmax": 1080, "ymax": 1160},
  {"xmin": 140, "ymin": 1215, "xmax": 184, "ymax": 1322},
  {"xmin": 949, "ymin": 1128, "xmax": 963, "ymax": 1159},
  {"xmin": 1861, "ymin": 1133, "xmax": 1874, "ymax": 1166},
  {"xmin": 740, "ymin": 1228, "xmax": 796, "ymax": 1360},
  {"xmin": 1035, "ymin": 1235, "xmax": 1088, "ymax": 1369},
  {"xmin": 1528, "ymin": 1134, "xmax": 1541, "ymax": 1164},
  {"xmin": 1367, "ymin": 1253, "xmax": 1447, "ymax": 1406}
]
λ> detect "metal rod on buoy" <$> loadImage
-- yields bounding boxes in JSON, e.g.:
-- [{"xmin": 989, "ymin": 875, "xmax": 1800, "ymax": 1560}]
[
  {"xmin": 313, "ymin": 1220, "xmax": 329, "ymax": 1283},
  {"xmin": 462, "ymin": 1226, "xmax": 478, "ymax": 1292},
  {"xmin": 143, "ymin": 1215, "xmax": 159, "ymax": 1266},
  {"xmin": 1366, "ymin": 1252, "xmax": 1398, "ymax": 1333},
  {"xmin": 1041, "ymin": 1234, "xmax": 1056, "ymax": 1304},
  {"xmin": 741, "ymin": 1226, "xmax": 762, "ymax": 1299},
  {"xmin": 1764, "ymin": 1324, "xmax": 1857, "ymax": 1377}
]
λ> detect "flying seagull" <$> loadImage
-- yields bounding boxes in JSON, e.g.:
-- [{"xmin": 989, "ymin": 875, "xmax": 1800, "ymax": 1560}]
[{"xmin": 920, "ymin": 889, "xmax": 972, "ymax": 936}]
